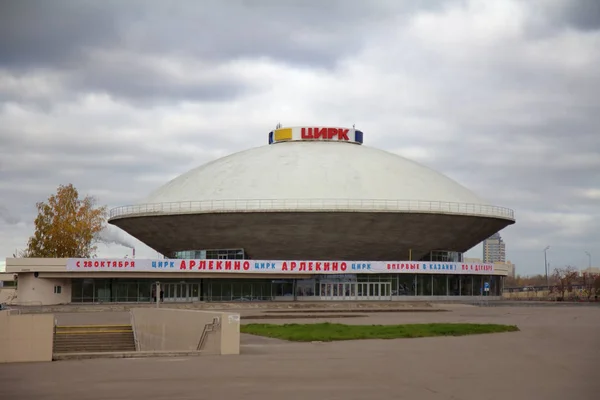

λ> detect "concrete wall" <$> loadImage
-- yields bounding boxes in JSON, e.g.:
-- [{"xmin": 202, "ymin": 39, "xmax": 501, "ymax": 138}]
[
  {"xmin": 6, "ymin": 258, "xmax": 68, "ymax": 273},
  {"xmin": 0, "ymin": 310, "xmax": 54, "ymax": 363},
  {"xmin": 0, "ymin": 288, "xmax": 17, "ymax": 303},
  {"xmin": 5, "ymin": 259, "xmax": 72, "ymax": 305},
  {"xmin": 131, "ymin": 308, "xmax": 240, "ymax": 355},
  {"xmin": 15, "ymin": 273, "xmax": 72, "ymax": 305},
  {"xmin": 0, "ymin": 272, "xmax": 16, "ymax": 282},
  {"xmin": 502, "ymin": 290, "xmax": 551, "ymax": 300}
]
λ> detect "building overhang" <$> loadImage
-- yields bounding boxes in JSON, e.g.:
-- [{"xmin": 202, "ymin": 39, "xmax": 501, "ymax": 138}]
[{"xmin": 109, "ymin": 210, "xmax": 514, "ymax": 261}]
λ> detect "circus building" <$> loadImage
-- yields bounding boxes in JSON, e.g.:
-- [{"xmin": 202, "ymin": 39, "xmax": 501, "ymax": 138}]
[{"xmin": 5, "ymin": 126, "xmax": 515, "ymax": 305}]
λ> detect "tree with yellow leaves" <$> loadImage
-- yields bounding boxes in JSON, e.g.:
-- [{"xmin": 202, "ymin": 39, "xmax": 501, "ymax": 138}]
[{"xmin": 17, "ymin": 184, "xmax": 107, "ymax": 258}]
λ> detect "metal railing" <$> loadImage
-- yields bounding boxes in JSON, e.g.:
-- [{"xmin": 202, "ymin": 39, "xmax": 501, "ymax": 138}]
[
  {"xmin": 129, "ymin": 310, "xmax": 140, "ymax": 351},
  {"xmin": 197, "ymin": 317, "xmax": 221, "ymax": 352},
  {"xmin": 109, "ymin": 199, "xmax": 515, "ymax": 221}
]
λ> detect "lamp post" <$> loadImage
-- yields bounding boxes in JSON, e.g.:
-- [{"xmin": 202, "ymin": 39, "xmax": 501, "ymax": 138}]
[
  {"xmin": 584, "ymin": 251, "xmax": 591, "ymax": 270},
  {"xmin": 544, "ymin": 246, "xmax": 550, "ymax": 290}
]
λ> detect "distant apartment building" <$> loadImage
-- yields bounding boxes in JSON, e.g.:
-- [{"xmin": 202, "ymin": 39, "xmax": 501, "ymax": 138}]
[{"xmin": 483, "ymin": 232, "xmax": 506, "ymax": 263}]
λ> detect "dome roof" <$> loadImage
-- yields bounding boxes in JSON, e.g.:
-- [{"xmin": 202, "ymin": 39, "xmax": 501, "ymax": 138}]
[
  {"xmin": 109, "ymin": 140, "xmax": 514, "ymax": 221},
  {"xmin": 109, "ymin": 137, "xmax": 515, "ymax": 258},
  {"xmin": 143, "ymin": 141, "xmax": 484, "ymax": 204}
]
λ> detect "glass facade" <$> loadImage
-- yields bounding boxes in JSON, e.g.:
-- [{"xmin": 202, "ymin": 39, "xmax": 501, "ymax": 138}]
[
  {"xmin": 172, "ymin": 248, "xmax": 246, "ymax": 260},
  {"xmin": 71, "ymin": 278, "xmax": 204, "ymax": 303},
  {"xmin": 70, "ymin": 274, "xmax": 503, "ymax": 303},
  {"xmin": 171, "ymin": 249, "xmax": 464, "ymax": 263},
  {"xmin": 172, "ymin": 249, "xmax": 462, "ymax": 262},
  {"xmin": 72, "ymin": 278, "xmax": 154, "ymax": 303},
  {"xmin": 421, "ymin": 250, "xmax": 463, "ymax": 262}
]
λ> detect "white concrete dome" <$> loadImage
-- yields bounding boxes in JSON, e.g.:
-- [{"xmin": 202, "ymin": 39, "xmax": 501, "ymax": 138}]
[
  {"xmin": 147, "ymin": 142, "xmax": 483, "ymax": 203},
  {"xmin": 109, "ymin": 141, "xmax": 514, "ymax": 221}
]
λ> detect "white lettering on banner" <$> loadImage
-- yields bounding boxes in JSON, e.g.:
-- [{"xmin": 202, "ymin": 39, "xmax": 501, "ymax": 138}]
[{"xmin": 65, "ymin": 259, "xmax": 497, "ymax": 274}]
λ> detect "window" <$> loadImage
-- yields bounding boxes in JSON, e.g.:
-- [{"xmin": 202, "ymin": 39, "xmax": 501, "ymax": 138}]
[
  {"xmin": 54, "ymin": 285, "xmax": 62, "ymax": 294},
  {"xmin": 422, "ymin": 251, "xmax": 463, "ymax": 262},
  {"xmin": 173, "ymin": 248, "xmax": 245, "ymax": 259}
]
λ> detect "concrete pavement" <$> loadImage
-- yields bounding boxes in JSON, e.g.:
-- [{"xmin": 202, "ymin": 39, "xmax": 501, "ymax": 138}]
[{"xmin": 1, "ymin": 305, "xmax": 599, "ymax": 400}]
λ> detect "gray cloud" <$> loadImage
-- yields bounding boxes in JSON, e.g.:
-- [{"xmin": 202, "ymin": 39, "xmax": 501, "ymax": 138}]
[
  {"xmin": 0, "ymin": 0, "xmax": 123, "ymax": 68},
  {"xmin": 0, "ymin": 0, "xmax": 453, "ymax": 105},
  {"xmin": 548, "ymin": 0, "xmax": 600, "ymax": 31},
  {"xmin": 1, "ymin": 0, "xmax": 599, "ymax": 274},
  {"xmin": 0, "ymin": 205, "xmax": 20, "ymax": 225},
  {"xmin": 0, "ymin": 0, "xmax": 428, "ymax": 68}
]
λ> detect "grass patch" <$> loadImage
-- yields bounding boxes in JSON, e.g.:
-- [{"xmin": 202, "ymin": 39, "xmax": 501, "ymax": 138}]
[{"xmin": 240, "ymin": 322, "xmax": 519, "ymax": 342}]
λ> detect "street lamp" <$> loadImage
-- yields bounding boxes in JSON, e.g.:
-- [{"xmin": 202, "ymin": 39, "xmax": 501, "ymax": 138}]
[
  {"xmin": 544, "ymin": 246, "xmax": 550, "ymax": 290},
  {"xmin": 584, "ymin": 251, "xmax": 591, "ymax": 270}
]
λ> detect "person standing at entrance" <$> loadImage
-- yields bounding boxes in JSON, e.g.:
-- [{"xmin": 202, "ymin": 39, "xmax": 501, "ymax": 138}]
[
  {"xmin": 160, "ymin": 290, "xmax": 164, "ymax": 302},
  {"xmin": 151, "ymin": 287, "xmax": 156, "ymax": 303}
]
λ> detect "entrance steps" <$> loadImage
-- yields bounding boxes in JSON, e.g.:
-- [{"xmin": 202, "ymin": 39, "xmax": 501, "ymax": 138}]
[
  {"xmin": 53, "ymin": 325, "xmax": 136, "ymax": 354},
  {"xmin": 53, "ymin": 350, "xmax": 202, "ymax": 361}
]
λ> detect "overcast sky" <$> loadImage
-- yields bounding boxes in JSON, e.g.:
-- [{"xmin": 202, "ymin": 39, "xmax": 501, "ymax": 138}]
[{"xmin": 0, "ymin": 0, "xmax": 598, "ymax": 275}]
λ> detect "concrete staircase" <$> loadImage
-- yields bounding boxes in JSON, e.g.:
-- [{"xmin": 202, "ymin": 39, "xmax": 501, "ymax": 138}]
[{"xmin": 53, "ymin": 325, "xmax": 136, "ymax": 354}]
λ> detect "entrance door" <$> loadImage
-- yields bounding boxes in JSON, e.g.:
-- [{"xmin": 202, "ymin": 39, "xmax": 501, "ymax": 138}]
[
  {"xmin": 319, "ymin": 283, "xmax": 358, "ymax": 301},
  {"xmin": 189, "ymin": 283, "xmax": 200, "ymax": 301},
  {"xmin": 373, "ymin": 282, "xmax": 391, "ymax": 300},
  {"xmin": 320, "ymin": 283, "xmax": 334, "ymax": 301},
  {"xmin": 354, "ymin": 282, "xmax": 392, "ymax": 301},
  {"xmin": 344, "ymin": 283, "xmax": 355, "ymax": 299},
  {"xmin": 357, "ymin": 283, "xmax": 372, "ymax": 300},
  {"xmin": 371, "ymin": 283, "xmax": 379, "ymax": 299},
  {"xmin": 160, "ymin": 283, "xmax": 199, "ymax": 302},
  {"xmin": 178, "ymin": 283, "xmax": 187, "ymax": 301},
  {"xmin": 356, "ymin": 283, "xmax": 365, "ymax": 299},
  {"xmin": 163, "ymin": 283, "xmax": 175, "ymax": 302},
  {"xmin": 380, "ymin": 282, "xmax": 391, "ymax": 300}
]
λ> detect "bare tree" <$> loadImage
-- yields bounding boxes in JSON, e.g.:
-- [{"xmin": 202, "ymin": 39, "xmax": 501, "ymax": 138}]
[
  {"xmin": 592, "ymin": 274, "xmax": 600, "ymax": 301},
  {"xmin": 552, "ymin": 266, "xmax": 579, "ymax": 300},
  {"xmin": 580, "ymin": 272, "xmax": 599, "ymax": 301}
]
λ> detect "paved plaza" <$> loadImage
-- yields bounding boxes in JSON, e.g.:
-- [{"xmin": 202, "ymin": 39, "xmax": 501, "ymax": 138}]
[{"xmin": 1, "ymin": 304, "xmax": 599, "ymax": 400}]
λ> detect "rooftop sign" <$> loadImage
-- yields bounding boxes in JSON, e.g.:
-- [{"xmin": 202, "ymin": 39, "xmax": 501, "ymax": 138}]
[{"xmin": 268, "ymin": 126, "xmax": 363, "ymax": 145}]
